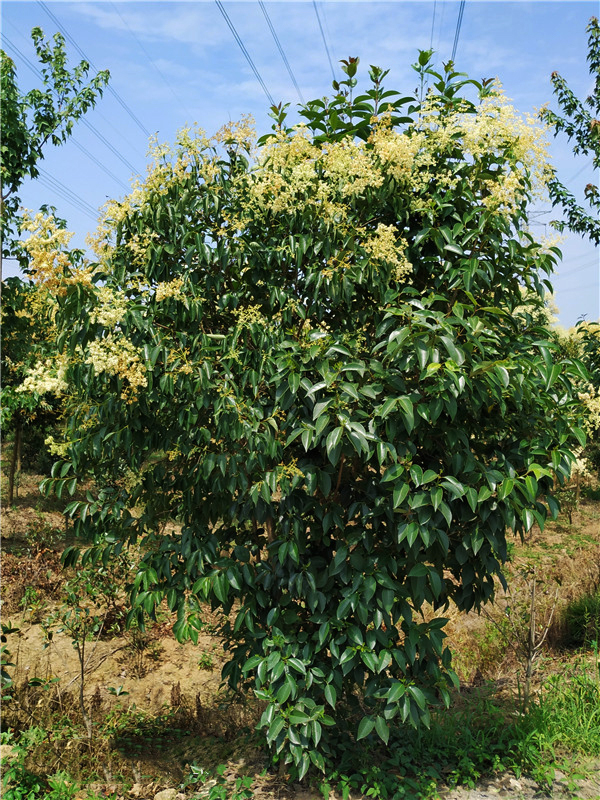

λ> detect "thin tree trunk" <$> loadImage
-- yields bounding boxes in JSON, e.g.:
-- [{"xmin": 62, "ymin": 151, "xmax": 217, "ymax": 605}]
[
  {"xmin": 7, "ymin": 417, "xmax": 22, "ymax": 505},
  {"xmin": 15, "ymin": 420, "xmax": 22, "ymax": 498},
  {"xmin": 78, "ymin": 638, "xmax": 93, "ymax": 739}
]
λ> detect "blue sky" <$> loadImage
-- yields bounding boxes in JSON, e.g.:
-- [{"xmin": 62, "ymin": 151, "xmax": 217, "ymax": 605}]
[{"xmin": 2, "ymin": 0, "xmax": 598, "ymax": 327}]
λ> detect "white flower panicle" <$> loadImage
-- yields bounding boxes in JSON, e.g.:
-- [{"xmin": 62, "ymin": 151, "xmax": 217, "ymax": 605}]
[
  {"xmin": 85, "ymin": 335, "xmax": 147, "ymax": 397},
  {"xmin": 19, "ymin": 356, "xmax": 68, "ymax": 397},
  {"xmin": 90, "ymin": 286, "xmax": 128, "ymax": 327},
  {"xmin": 155, "ymin": 278, "xmax": 185, "ymax": 302},
  {"xmin": 19, "ymin": 212, "xmax": 94, "ymax": 294}
]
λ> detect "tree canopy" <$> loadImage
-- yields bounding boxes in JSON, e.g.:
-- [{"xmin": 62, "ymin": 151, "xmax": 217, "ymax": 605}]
[
  {"xmin": 1, "ymin": 27, "xmax": 109, "ymax": 503},
  {"xmin": 32, "ymin": 54, "xmax": 585, "ymax": 777},
  {"xmin": 1, "ymin": 26, "xmax": 109, "ymax": 267},
  {"xmin": 541, "ymin": 16, "xmax": 600, "ymax": 244}
]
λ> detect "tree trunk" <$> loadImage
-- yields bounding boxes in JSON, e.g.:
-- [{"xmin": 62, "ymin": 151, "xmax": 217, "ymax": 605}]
[{"xmin": 7, "ymin": 416, "xmax": 22, "ymax": 505}]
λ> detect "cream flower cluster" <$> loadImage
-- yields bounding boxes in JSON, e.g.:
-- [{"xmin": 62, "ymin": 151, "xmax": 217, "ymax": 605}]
[
  {"xmin": 362, "ymin": 224, "xmax": 412, "ymax": 281},
  {"xmin": 322, "ymin": 139, "xmax": 384, "ymax": 197},
  {"xmin": 18, "ymin": 355, "xmax": 68, "ymax": 397},
  {"xmin": 44, "ymin": 435, "xmax": 69, "ymax": 457},
  {"xmin": 155, "ymin": 278, "xmax": 185, "ymax": 302},
  {"xmin": 232, "ymin": 303, "xmax": 267, "ymax": 328},
  {"xmin": 90, "ymin": 286, "xmax": 128, "ymax": 327},
  {"xmin": 85, "ymin": 335, "xmax": 147, "ymax": 396},
  {"xmin": 579, "ymin": 385, "xmax": 600, "ymax": 436},
  {"xmin": 19, "ymin": 212, "xmax": 94, "ymax": 294}
]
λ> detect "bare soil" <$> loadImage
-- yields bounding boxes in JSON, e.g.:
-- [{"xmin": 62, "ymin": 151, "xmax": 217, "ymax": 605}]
[{"xmin": 2, "ymin": 468, "xmax": 600, "ymax": 799}]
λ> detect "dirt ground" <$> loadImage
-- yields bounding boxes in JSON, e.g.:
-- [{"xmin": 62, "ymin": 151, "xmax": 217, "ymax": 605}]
[{"xmin": 2, "ymin": 475, "xmax": 600, "ymax": 799}]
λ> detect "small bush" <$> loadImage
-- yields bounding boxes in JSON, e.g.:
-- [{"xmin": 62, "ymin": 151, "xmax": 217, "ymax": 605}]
[{"xmin": 561, "ymin": 591, "xmax": 600, "ymax": 649}]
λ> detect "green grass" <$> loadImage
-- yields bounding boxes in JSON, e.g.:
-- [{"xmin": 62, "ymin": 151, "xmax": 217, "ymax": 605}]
[
  {"xmin": 560, "ymin": 592, "xmax": 600, "ymax": 649},
  {"xmin": 317, "ymin": 652, "xmax": 600, "ymax": 799},
  {"xmin": 3, "ymin": 653, "xmax": 599, "ymax": 800}
]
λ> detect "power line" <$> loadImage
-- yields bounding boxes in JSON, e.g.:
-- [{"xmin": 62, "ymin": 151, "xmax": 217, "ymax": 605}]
[
  {"xmin": 109, "ymin": 1, "xmax": 193, "ymax": 119},
  {"xmin": 3, "ymin": 34, "xmax": 141, "ymax": 177},
  {"xmin": 38, "ymin": 169, "xmax": 99, "ymax": 221},
  {"xmin": 313, "ymin": 1, "xmax": 336, "ymax": 83},
  {"xmin": 215, "ymin": 1, "xmax": 275, "ymax": 106},
  {"xmin": 70, "ymin": 139, "xmax": 130, "ymax": 192},
  {"xmin": 37, "ymin": 1, "xmax": 152, "ymax": 138},
  {"xmin": 430, "ymin": 0, "xmax": 437, "ymax": 51},
  {"xmin": 559, "ymin": 258, "xmax": 599, "ymax": 277},
  {"xmin": 80, "ymin": 119, "xmax": 139, "ymax": 175},
  {"xmin": 560, "ymin": 281, "xmax": 599, "ymax": 293},
  {"xmin": 258, "ymin": 1, "xmax": 304, "ymax": 104},
  {"xmin": 565, "ymin": 158, "xmax": 595, "ymax": 185},
  {"xmin": 1, "ymin": 37, "xmax": 41, "ymax": 80},
  {"xmin": 451, "ymin": 0, "xmax": 466, "ymax": 63}
]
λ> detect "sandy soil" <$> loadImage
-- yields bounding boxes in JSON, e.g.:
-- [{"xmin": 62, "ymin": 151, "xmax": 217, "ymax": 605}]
[{"xmin": 2, "ymin": 475, "xmax": 600, "ymax": 799}]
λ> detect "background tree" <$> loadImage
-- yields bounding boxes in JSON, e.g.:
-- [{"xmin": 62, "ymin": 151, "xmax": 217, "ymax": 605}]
[
  {"xmin": 1, "ymin": 28, "xmax": 108, "ymax": 503},
  {"xmin": 541, "ymin": 16, "xmax": 600, "ymax": 481},
  {"xmin": 1, "ymin": 275, "xmax": 60, "ymax": 503},
  {"xmin": 1, "ymin": 26, "xmax": 109, "ymax": 269},
  {"xmin": 540, "ymin": 16, "xmax": 600, "ymax": 244},
  {"xmin": 40, "ymin": 55, "xmax": 584, "ymax": 778}
]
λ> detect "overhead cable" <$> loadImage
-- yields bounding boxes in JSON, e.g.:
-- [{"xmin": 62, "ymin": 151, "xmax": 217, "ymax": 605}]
[
  {"xmin": 71, "ymin": 139, "xmax": 130, "ymax": 192},
  {"xmin": 109, "ymin": 2, "xmax": 193, "ymax": 118},
  {"xmin": 565, "ymin": 158, "xmax": 595, "ymax": 184},
  {"xmin": 312, "ymin": 1, "xmax": 336, "ymax": 83},
  {"xmin": 560, "ymin": 281, "xmax": 599, "ymax": 293},
  {"xmin": 2, "ymin": 37, "xmax": 41, "ymax": 79},
  {"xmin": 37, "ymin": 1, "xmax": 152, "ymax": 138},
  {"xmin": 430, "ymin": 0, "xmax": 437, "ymax": 51},
  {"xmin": 80, "ymin": 119, "xmax": 139, "ymax": 175},
  {"xmin": 258, "ymin": 1, "xmax": 304, "ymax": 104},
  {"xmin": 451, "ymin": 0, "xmax": 466, "ymax": 63},
  {"xmin": 3, "ymin": 34, "xmax": 141, "ymax": 176},
  {"xmin": 38, "ymin": 169, "xmax": 99, "ymax": 220},
  {"xmin": 215, "ymin": 1, "xmax": 275, "ymax": 106},
  {"xmin": 559, "ymin": 257, "xmax": 600, "ymax": 276}
]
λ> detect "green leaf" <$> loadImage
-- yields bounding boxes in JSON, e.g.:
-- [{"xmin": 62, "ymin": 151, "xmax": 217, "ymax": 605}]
[
  {"xmin": 267, "ymin": 716, "xmax": 285, "ymax": 742},
  {"xmin": 441, "ymin": 477, "xmax": 465, "ymax": 498},
  {"xmin": 383, "ymin": 464, "xmax": 404, "ymax": 483},
  {"xmin": 361, "ymin": 650, "xmax": 378, "ymax": 671},
  {"xmin": 324, "ymin": 684, "xmax": 337, "ymax": 708},
  {"xmin": 326, "ymin": 426, "xmax": 343, "ymax": 456},
  {"xmin": 378, "ymin": 397, "xmax": 397, "ymax": 418},
  {"xmin": 301, "ymin": 428, "xmax": 313, "ymax": 451},
  {"xmin": 276, "ymin": 680, "xmax": 293, "ymax": 705},
  {"xmin": 398, "ymin": 396, "xmax": 414, "ymax": 433},
  {"xmin": 408, "ymin": 685, "xmax": 427, "ymax": 709},
  {"xmin": 393, "ymin": 482, "xmax": 410, "ymax": 508},
  {"xmin": 374, "ymin": 715, "xmax": 390, "ymax": 744},
  {"xmin": 287, "ymin": 657, "xmax": 307, "ymax": 674},
  {"xmin": 313, "ymin": 399, "xmax": 333, "ymax": 420},
  {"xmin": 288, "ymin": 709, "xmax": 310, "ymax": 724},
  {"xmin": 440, "ymin": 336, "xmax": 464, "ymax": 365},
  {"xmin": 387, "ymin": 681, "xmax": 406, "ymax": 703},
  {"xmin": 357, "ymin": 715, "xmax": 375, "ymax": 740},
  {"xmin": 498, "ymin": 478, "xmax": 514, "ymax": 500}
]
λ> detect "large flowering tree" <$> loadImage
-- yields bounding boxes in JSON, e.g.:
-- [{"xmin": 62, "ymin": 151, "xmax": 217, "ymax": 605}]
[{"xmin": 34, "ymin": 56, "xmax": 584, "ymax": 776}]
